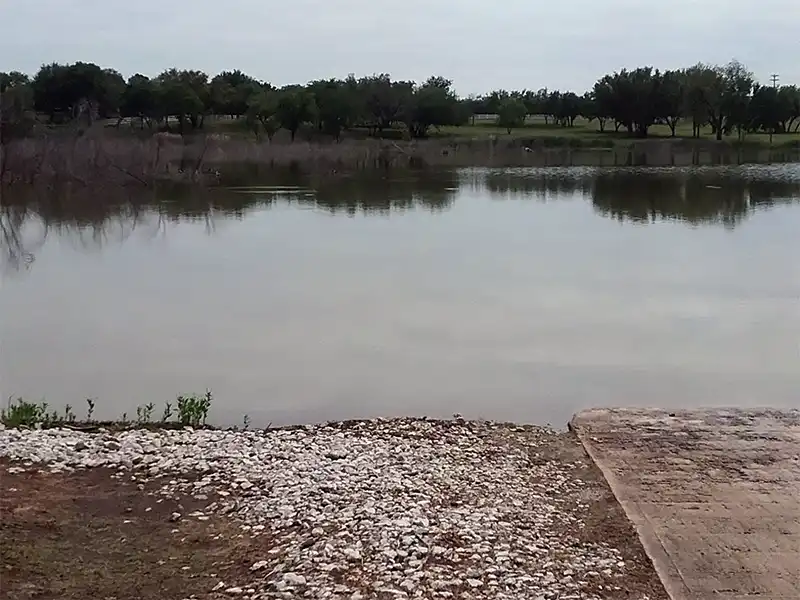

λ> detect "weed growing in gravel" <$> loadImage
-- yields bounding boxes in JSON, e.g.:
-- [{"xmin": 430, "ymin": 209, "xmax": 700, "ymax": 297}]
[
  {"xmin": 0, "ymin": 398, "xmax": 66, "ymax": 428},
  {"xmin": 161, "ymin": 401, "xmax": 173, "ymax": 423},
  {"xmin": 176, "ymin": 391, "xmax": 212, "ymax": 427},
  {"xmin": 1, "ymin": 392, "xmax": 215, "ymax": 429},
  {"xmin": 2, "ymin": 398, "xmax": 47, "ymax": 427},
  {"xmin": 136, "ymin": 402, "xmax": 155, "ymax": 424},
  {"xmin": 85, "ymin": 399, "xmax": 96, "ymax": 421}
]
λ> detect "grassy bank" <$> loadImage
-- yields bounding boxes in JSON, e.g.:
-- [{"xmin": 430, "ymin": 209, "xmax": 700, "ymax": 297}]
[
  {"xmin": 3, "ymin": 119, "xmax": 800, "ymax": 186},
  {"xmin": 438, "ymin": 116, "xmax": 800, "ymax": 148}
]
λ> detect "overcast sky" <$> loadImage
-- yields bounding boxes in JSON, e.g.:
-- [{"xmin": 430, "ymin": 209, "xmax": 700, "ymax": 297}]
[{"xmin": 1, "ymin": 0, "xmax": 798, "ymax": 95}]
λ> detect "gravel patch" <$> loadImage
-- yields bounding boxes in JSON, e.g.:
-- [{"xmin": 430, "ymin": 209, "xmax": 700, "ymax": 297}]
[{"xmin": 0, "ymin": 418, "xmax": 648, "ymax": 599}]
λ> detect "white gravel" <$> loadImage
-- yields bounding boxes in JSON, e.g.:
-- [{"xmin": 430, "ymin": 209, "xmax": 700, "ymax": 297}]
[{"xmin": 0, "ymin": 418, "xmax": 635, "ymax": 599}]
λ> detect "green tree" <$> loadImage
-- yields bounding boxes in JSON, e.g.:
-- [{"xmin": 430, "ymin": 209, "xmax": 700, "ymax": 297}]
[
  {"xmin": 120, "ymin": 74, "xmax": 159, "ymax": 128},
  {"xmin": 0, "ymin": 71, "xmax": 31, "ymax": 90},
  {"xmin": 210, "ymin": 70, "xmax": 259, "ymax": 118},
  {"xmin": 722, "ymin": 60, "xmax": 754, "ymax": 140},
  {"xmin": 275, "ymin": 87, "xmax": 317, "ymax": 141},
  {"xmin": 358, "ymin": 74, "xmax": 413, "ymax": 135},
  {"xmin": 0, "ymin": 72, "xmax": 35, "ymax": 141},
  {"xmin": 402, "ymin": 76, "xmax": 461, "ymax": 138},
  {"xmin": 96, "ymin": 68, "xmax": 125, "ymax": 119},
  {"xmin": 485, "ymin": 90, "xmax": 511, "ymax": 116},
  {"xmin": 31, "ymin": 62, "xmax": 80, "ymax": 122},
  {"xmin": 593, "ymin": 68, "xmax": 661, "ymax": 137},
  {"xmin": 496, "ymin": 96, "xmax": 527, "ymax": 134},
  {"xmin": 308, "ymin": 78, "xmax": 357, "ymax": 140},
  {"xmin": 521, "ymin": 89, "xmax": 546, "ymax": 120},
  {"xmin": 245, "ymin": 87, "xmax": 279, "ymax": 140},
  {"xmin": 554, "ymin": 92, "xmax": 581, "ymax": 127},
  {"xmin": 685, "ymin": 61, "xmax": 754, "ymax": 141},
  {"xmin": 683, "ymin": 65, "xmax": 710, "ymax": 137},
  {"xmin": 155, "ymin": 69, "xmax": 210, "ymax": 132},
  {"xmin": 591, "ymin": 78, "xmax": 617, "ymax": 131},
  {"xmin": 656, "ymin": 70, "xmax": 685, "ymax": 137},
  {"xmin": 777, "ymin": 85, "xmax": 800, "ymax": 133},
  {"xmin": 749, "ymin": 84, "xmax": 780, "ymax": 134}
]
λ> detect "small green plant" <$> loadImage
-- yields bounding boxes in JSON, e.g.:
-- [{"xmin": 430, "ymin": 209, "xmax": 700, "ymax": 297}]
[
  {"xmin": 1, "ymin": 397, "xmax": 47, "ymax": 427},
  {"xmin": 0, "ymin": 398, "xmax": 69, "ymax": 428},
  {"xmin": 121, "ymin": 412, "xmax": 128, "ymax": 425},
  {"xmin": 86, "ymin": 398, "xmax": 96, "ymax": 421},
  {"xmin": 176, "ymin": 390, "xmax": 212, "ymax": 427},
  {"xmin": 242, "ymin": 414, "xmax": 251, "ymax": 430},
  {"xmin": 161, "ymin": 401, "xmax": 173, "ymax": 423},
  {"xmin": 136, "ymin": 402, "xmax": 155, "ymax": 424}
]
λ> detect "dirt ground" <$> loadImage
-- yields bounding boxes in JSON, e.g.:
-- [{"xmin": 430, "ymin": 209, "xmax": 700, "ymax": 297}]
[
  {"xmin": 0, "ymin": 460, "xmax": 258, "ymax": 600},
  {"xmin": 0, "ymin": 433, "xmax": 668, "ymax": 600}
]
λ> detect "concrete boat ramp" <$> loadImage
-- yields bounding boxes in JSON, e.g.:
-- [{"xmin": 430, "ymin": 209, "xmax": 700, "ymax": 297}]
[{"xmin": 571, "ymin": 408, "xmax": 800, "ymax": 600}]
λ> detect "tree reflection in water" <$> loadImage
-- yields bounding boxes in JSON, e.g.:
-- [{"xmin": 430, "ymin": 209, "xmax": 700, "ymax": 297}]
[
  {"xmin": 2, "ymin": 165, "xmax": 799, "ymax": 271},
  {"xmin": 474, "ymin": 164, "xmax": 800, "ymax": 229}
]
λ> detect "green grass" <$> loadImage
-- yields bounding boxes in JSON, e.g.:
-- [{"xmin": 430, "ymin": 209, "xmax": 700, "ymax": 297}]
[
  {"xmin": 438, "ymin": 116, "xmax": 800, "ymax": 147},
  {"xmin": 96, "ymin": 114, "xmax": 800, "ymax": 152}
]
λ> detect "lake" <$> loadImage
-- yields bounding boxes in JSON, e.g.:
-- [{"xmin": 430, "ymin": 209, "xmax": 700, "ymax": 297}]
[{"xmin": 3, "ymin": 165, "xmax": 800, "ymax": 426}]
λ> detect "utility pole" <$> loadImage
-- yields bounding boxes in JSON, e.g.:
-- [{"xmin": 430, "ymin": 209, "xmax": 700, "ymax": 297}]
[{"xmin": 769, "ymin": 74, "xmax": 779, "ymax": 145}]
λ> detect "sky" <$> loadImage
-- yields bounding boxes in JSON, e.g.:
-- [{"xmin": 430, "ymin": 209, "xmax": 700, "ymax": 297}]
[{"xmin": 1, "ymin": 0, "xmax": 798, "ymax": 96}]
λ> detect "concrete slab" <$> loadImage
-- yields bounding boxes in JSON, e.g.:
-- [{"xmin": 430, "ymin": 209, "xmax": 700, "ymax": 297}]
[{"xmin": 571, "ymin": 408, "xmax": 800, "ymax": 600}]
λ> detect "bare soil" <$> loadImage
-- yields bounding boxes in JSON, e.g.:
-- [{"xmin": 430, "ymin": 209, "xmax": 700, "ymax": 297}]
[
  {"xmin": 0, "ymin": 432, "xmax": 668, "ymax": 600},
  {"xmin": 0, "ymin": 460, "xmax": 256, "ymax": 600}
]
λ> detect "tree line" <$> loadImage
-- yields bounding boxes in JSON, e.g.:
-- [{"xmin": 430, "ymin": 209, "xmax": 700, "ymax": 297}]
[{"xmin": 2, "ymin": 60, "xmax": 799, "ymax": 142}]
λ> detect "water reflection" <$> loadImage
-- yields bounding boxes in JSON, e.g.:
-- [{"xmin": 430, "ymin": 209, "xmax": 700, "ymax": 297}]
[
  {"xmin": 4, "ymin": 166, "xmax": 799, "ymax": 256},
  {"xmin": 477, "ymin": 165, "xmax": 800, "ymax": 228},
  {"xmin": 1, "ymin": 172, "xmax": 463, "ymax": 267}
]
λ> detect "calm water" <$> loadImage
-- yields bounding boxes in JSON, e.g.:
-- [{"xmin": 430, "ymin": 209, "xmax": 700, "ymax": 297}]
[{"xmin": 3, "ymin": 166, "xmax": 800, "ymax": 426}]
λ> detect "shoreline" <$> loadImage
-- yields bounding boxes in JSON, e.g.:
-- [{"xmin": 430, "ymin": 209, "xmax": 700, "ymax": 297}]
[
  {"xmin": 1, "ymin": 416, "xmax": 668, "ymax": 600},
  {"xmin": 3, "ymin": 133, "xmax": 799, "ymax": 186}
]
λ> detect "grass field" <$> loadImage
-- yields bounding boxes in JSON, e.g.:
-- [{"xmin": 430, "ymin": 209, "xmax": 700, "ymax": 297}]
[
  {"xmin": 110, "ymin": 114, "xmax": 800, "ymax": 149},
  {"xmin": 437, "ymin": 116, "xmax": 800, "ymax": 147}
]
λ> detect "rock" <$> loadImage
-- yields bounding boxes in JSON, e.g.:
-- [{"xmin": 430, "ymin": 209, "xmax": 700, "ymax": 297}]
[
  {"xmin": 325, "ymin": 449, "xmax": 348, "ymax": 460},
  {"xmin": 212, "ymin": 581, "xmax": 226, "ymax": 591},
  {"xmin": 169, "ymin": 512, "xmax": 182, "ymax": 522},
  {"xmin": 74, "ymin": 441, "xmax": 88, "ymax": 451},
  {"xmin": 343, "ymin": 548, "xmax": 362, "ymax": 561},
  {"xmin": 250, "ymin": 560, "xmax": 269, "ymax": 571},
  {"xmin": 282, "ymin": 573, "xmax": 306, "ymax": 586},
  {"xmin": 224, "ymin": 587, "xmax": 243, "ymax": 595}
]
